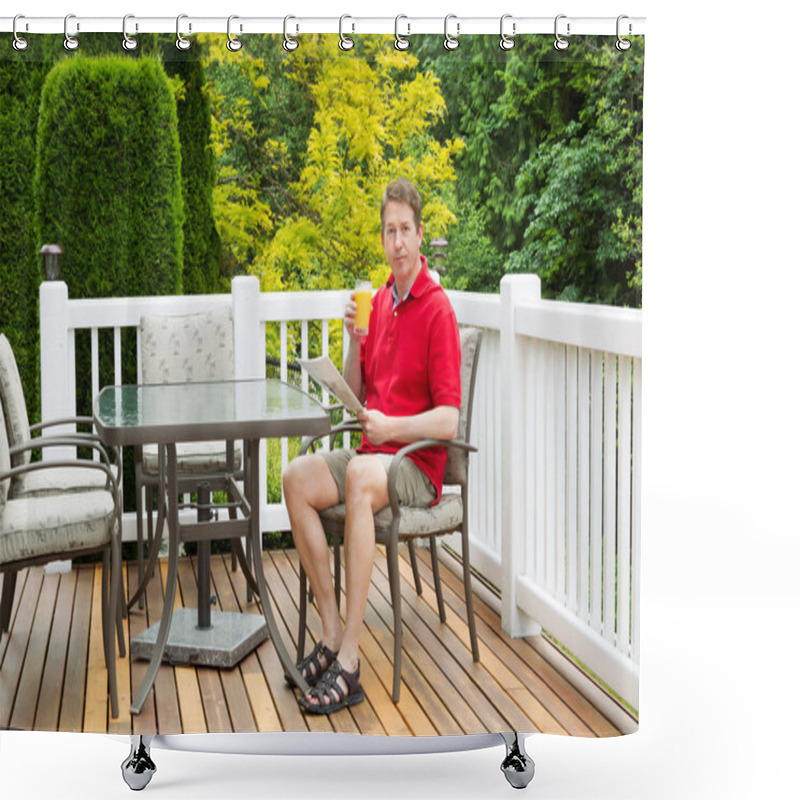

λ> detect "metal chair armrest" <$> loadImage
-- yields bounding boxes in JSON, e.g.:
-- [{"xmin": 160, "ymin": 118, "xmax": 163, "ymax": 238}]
[
  {"xmin": 8, "ymin": 436, "xmax": 118, "ymax": 485},
  {"xmin": 299, "ymin": 422, "xmax": 363, "ymax": 455},
  {"xmin": 386, "ymin": 439, "xmax": 476, "ymax": 516},
  {"xmin": 1, "ymin": 458, "xmax": 119, "ymax": 502},
  {"xmin": 29, "ymin": 416, "xmax": 96, "ymax": 434}
]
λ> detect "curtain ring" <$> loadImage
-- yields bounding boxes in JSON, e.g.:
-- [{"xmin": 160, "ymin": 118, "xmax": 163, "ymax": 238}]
[
  {"xmin": 283, "ymin": 15, "xmax": 299, "ymax": 52},
  {"xmin": 227, "ymin": 15, "xmax": 242, "ymax": 51},
  {"xmin": 394, "ymin": 15, "xmax": 410, "ymax": 51},
  {"xmin": 176, "ymin": 13, "xmax": 191, "ymax": 50},
  {"xmin": 64, "ymin": 13, "xmax": 79, "ymax": 51},
  {"xmin": 12, "ymin": 14, "xmax": 28, "ymax": 51},
  {"xmin": 554, "ymin": 14, "xmax": 570, "ymax": 51},
  {"xmin": 499, "ymin": 14, "xmax": 515, "ymax": 51},
  {"xmin": 616, "ymin": 15, "xmax": 632, "ymax": 51},
  {"xmin": 339, "ymin": 15, "xmax": 355, "ymax": 51},
  {"xmin": 443, "ymin": 14, "xmax": 460, "ymax": 51},
  {"xmin": 122, "ymin": 14, "xmax": 138, "ymax": 51}
]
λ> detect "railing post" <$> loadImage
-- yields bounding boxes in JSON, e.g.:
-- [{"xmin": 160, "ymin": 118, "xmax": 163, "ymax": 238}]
[
  {"xmin": 39, "ymin": 280, "xmax": 75, "ymax": 453},
  {"xmin": 40, "ymin": 280, "xmax": 75, "ymax": 573},
  {"xmin": 500, "ymin": 273, "xmax": 543, "ymax": 637},
  {"xmin": 231, "ymin": 275, "xmax": 267, "ymax": 546},
  {"xmin": 232, "ymin": 275, "xmax": 264, "ymax": 380}
]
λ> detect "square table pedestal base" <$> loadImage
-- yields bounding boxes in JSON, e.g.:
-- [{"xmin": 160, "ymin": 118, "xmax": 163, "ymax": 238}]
[{"xmin": 131, "ymin": 609, "xmax": 269, "ymax": 668}]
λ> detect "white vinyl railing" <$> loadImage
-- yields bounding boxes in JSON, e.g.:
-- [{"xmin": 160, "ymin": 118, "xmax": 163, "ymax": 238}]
[{"xmin": 39, "ymin": 272, "xmax": 642, "ymax": 709}]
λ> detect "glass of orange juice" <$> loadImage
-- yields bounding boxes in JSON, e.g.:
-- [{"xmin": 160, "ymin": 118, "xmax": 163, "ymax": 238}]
[{"xmin": 354, "ymin": 280, "xmax": 372, "ymax": 335}]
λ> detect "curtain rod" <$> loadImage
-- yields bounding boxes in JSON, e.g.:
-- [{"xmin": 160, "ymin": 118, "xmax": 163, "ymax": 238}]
[{"xmin": 2, "ymin": 15, "xmax": 646, "ymax": 38}]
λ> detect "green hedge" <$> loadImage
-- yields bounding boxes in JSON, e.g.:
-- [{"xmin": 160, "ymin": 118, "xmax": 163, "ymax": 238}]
[
  {"xmin": 0, "ymin": 57, "xmax": 53, "ymax": 422},
  {"xmin": 35, "ymin": 56, "xmax": 183, "ymax": 299},
  {"xmin": 166, "ymin": 55, "xmax": 221, "ymax": 294}
]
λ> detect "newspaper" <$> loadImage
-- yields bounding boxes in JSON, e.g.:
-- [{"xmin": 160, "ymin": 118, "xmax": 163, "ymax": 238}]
[{"xmin": 298, "ymin": 356, "xmax": 364, "ymax": 416}]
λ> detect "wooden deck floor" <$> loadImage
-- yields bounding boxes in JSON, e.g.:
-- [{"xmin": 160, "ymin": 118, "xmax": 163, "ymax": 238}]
[{"xmin": 1, "ymin": 545, "xmax": 622, "ymax": 737}]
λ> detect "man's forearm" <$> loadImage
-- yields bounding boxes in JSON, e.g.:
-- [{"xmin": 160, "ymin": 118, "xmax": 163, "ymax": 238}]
[{"xmin": 358, "ymin": 405, "xmax": 459, "ymax": 446}]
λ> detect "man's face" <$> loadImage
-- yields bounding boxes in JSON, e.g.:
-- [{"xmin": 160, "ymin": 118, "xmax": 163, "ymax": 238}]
[{"xmin": 381, "ymin": 200, "xmax": 423, "ymax": 285}]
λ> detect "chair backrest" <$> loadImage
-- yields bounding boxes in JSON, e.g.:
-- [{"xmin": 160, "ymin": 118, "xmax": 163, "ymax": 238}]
[
  {"xmin": 443, "ymin": 326, "xmax": 483, "ymax": 488},
  {"xmin": 0, "ymin": 333, "xmax": 32, "ymax": 469},
  {"xmin": 1, "ymin": 400, "xmax": 11, "ymax": 509},
  {"xmin": 139, "ymin": 306, "xmax": 235, "ymax": 385}
]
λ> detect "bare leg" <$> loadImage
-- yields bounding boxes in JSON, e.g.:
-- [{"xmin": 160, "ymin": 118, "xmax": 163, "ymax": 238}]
[
  {"xmin": 283, "ymin": 454, "xmax": 343, "ymax": 655},
  {"xmin": 304, "ymin": 454, "xmax": 388, "ymax": 709}
]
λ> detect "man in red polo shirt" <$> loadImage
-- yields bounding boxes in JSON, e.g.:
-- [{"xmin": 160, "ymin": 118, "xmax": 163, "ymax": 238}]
[{"xmin": 283, "ymin": 178, "xmax": 461, "ymax": 714}]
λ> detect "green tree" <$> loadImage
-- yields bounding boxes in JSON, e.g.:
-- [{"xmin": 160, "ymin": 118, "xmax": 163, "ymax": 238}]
[
  {"xmin": 262, "ymin": 36, "xmax": 463, "ymax": 292},
  {"xmin": 417, "ymin": 35, "xmax": 643, "ymax": 306}
]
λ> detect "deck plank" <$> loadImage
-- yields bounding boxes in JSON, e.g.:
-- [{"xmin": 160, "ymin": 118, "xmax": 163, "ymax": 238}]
[
  {"xmin": 0, "ymin": 569, "xmax": 28, "ymax": 666},
  {"xmin": 368, "ymin": 551, "xmax": 494, "ymax": 735},
  {"xmin": 424, "ymin": 547, "xmax": 623, "ymax": 737},
  {"xmin": 34, "ymin": 568, "xmax": 76, "ymax": 731},
  {"xmin": 58, "ymin": 566, "xmax": 92, "ymax": 731},
  {"xmin": 269, "ymin": 550, "xmax": 380, "ymax": 735},
  {"xmin": 209, "ymin": 554, "xmax": 282, "ymax": 732},
  {"xmin": 287, "ymin": 550, "xmax": 438, "ymax": 736},
  {"xmin": 83, "ymin": 561, "xmax": 110, "ymax": 733},
  {"xmin": 127, "ymin": 560, "xmax": 158, "ymax": 735},
  {"xmin": 0, "ymin": 567, "xmax": 43, "ymax": 729},
  {"xmin": 9, "ymin": 571, "xmax": 59, "ymax": 731},
  {"xmin": 108, "ymin": 566, "xmax": 132, "ymax": 735},
  {"xmin": 2, "ymin": 548, "xmax": 620, "ymax": 739},
  {"xmin": 385, "ymin": 550, "xmax": 565, "ymax": 734},
  {"xmin": 172, "ymin": 558, "xmax": 207, "ymax": 734}
]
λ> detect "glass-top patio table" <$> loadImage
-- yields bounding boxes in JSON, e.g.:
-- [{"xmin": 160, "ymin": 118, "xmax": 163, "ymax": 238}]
[{"xmin": 94, "ymin": 379, "xmax": 330, "ymax": 715}]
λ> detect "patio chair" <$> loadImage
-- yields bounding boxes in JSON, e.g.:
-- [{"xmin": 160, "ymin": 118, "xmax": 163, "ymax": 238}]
[
  {"xmin": 0, "ymin": 402, "xmax": 122, "ymax": 718},
  {"xmin": 296, "ymin": 327, "xmax": 483, "ymax": 703},
  {"xmin": 131, "ymin": 306, "xmax": 244, "ymax": 608},
  {"xmin": 0, "ymin": 333, "xmax": 120, "ymax": 497},
  {"xmin": 0, "ymin": 332, "xmax": 126, "ymax": 655}
]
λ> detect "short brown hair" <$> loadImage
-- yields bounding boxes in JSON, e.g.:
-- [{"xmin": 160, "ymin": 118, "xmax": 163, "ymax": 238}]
[{"xmin": 381, "ymin": 178, "xmax": 422, "ymax": 231}]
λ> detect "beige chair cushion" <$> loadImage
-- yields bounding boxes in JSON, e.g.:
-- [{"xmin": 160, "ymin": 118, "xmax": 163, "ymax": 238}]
[
  {"xmin": 0, "ymin": 490, "xmax": 115, "ymax": 565},
  {"xmin": 0, "ymin": 334, "xmax": 32, "ymax": 468},
  {"xmin": 140, "ymin": 306, "xmax": 235, "ymax": 385},
  {"xmin": 12, "ymin": 462, "xmax": 118, "ymax": 498},
  {"xmin": 319, "ymin": 493, "xmax": 463, "ymax": 539},
  {"xmin": 141, "ymin": 441, "xmax": 243, "ymax": 475}
]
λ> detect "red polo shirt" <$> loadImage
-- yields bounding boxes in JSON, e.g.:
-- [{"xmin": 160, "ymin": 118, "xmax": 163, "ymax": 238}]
[{"xmin": 358, "ymin": 257, "xmax": 461, "ymax": 504}]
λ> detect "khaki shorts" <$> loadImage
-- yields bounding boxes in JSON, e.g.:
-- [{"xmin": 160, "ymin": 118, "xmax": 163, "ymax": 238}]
[{"xmin": 318, "ymin": 449, "xmax": 436, "ymax": 507}]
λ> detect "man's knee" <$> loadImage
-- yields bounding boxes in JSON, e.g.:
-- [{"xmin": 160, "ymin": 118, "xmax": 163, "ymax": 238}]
[
  {"xmin": 283, "ymin": 453, "xmax": 315, "ymax": 498},
  {"xmin": 344, "ymin": 456, "xmax": 387, "ymax": 508},
  {"xmin": 284, "ymin": 453, "xmax": 339, "ymax": 510}
]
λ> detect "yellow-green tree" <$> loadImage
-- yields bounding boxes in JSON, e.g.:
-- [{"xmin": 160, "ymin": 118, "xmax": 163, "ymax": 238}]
[{"xmin": 260, "ymin": 35, "xmax": 463, "ymax": 292}]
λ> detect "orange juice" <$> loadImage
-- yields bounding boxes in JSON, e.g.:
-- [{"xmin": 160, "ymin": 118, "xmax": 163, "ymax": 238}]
[{"xmin": 354, "ymin": 281, "xmax": 372, "ymax": 335}]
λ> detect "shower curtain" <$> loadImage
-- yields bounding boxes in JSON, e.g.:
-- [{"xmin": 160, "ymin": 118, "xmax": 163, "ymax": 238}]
[{"xmin": 1, "ymin": 16, "xmax": 643, "ymax": 745}]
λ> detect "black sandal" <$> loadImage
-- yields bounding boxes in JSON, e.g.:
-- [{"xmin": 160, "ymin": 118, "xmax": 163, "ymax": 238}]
[
  {"xmin": 284, "ymin": 641, "xmax": 338, "ymax": 689},
  {"xmin": 299, "ymin": 660, "xmax": 365, "ymax": 715}
]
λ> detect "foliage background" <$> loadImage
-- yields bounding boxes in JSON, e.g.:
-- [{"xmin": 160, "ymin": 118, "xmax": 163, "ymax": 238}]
[{"xmin": 1, "ymin": 33, "xmax": 643, "ymax": 430}]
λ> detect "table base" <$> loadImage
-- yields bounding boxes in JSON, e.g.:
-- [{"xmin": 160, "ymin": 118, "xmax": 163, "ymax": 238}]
[{"xmin": 131, "ymin": 609, "xmax": 269, "ymax": 669}]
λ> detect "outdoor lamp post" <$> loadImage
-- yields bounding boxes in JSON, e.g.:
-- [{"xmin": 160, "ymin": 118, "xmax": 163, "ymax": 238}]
[
  {"xmin": 40, "ymin": 244, "xmax": 63, "ymax": 281},
  {"xmin": 430, "ymin": 237, "xmax": 448, "ymax": 276}
]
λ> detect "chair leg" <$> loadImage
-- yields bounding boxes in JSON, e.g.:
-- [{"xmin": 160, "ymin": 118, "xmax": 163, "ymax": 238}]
[
  {"xmin": 297, "ymin": 563, "xmax": 308, "ymax": 661},
  {"xmin": 429, "ymin": 537, "xmax": 447, "ymax": 623},
  {"xmin": 115, "ymin": 507, "xmax": 126, "ymax": 658},
  {"xmin": 135, "ymin": 482, "xmax": 145, "ymax": 610},
  {"xmin": 103, "ymin": 549, "xmax": 120, "ymax": 719},
  {"xmin": 407, "ymin": 540, "xmax": 423, "ymax": 595},
  {"xmin": 386, "ymin": 537, "xmax": 403, "ymax": 703},
  {"xmin": 333, "ymin": 532, "xmax": 342, "ymax": 610},
  {"xmin": 460, "ymin": 524, "xmax": 480, "ymax": 663},
  {"xmin": 1, "ymin": 570, "xmax": 18, "ymax": 632},
  {"xmin": 228, "ymin": 488, "xmax": 238, "ymax": 573}
]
